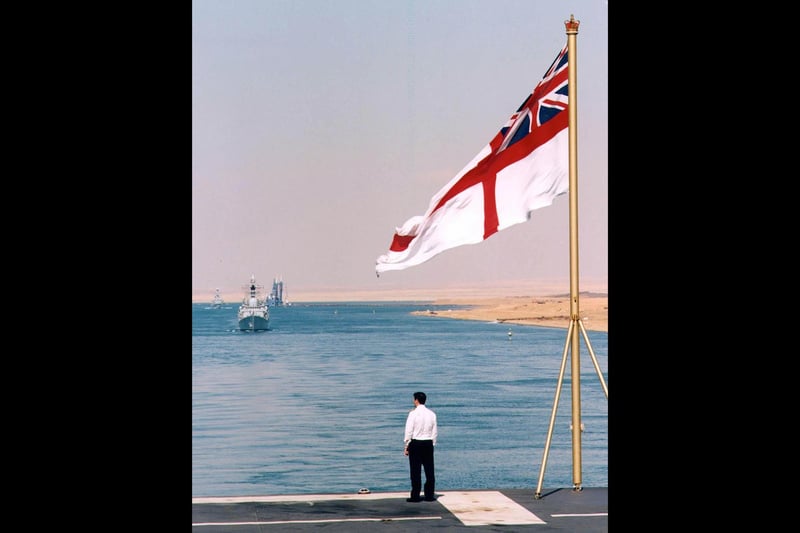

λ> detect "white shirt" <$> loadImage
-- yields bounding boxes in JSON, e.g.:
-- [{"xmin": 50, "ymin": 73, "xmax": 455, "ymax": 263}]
[{"xmin": 404, "ymin": 404, "xmax": 438, "ymax": 446}]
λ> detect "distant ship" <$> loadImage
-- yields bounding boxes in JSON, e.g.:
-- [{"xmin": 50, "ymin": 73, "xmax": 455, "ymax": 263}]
[
  {"xmin": 211, "ymin": 288, "xmax": 224, "ymax": 309},
  {"xmin": 238, "ymin": 275, "xmax": 270, "ymax": 331},
  {"xmin": 267, "ymin": 276, "xmax": 291, "ymax": 306}
]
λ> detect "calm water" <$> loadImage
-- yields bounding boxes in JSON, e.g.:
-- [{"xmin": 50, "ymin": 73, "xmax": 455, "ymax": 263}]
[{"xmin": 192, "ymin": 302, "xmax": 608, "ymax": 497}]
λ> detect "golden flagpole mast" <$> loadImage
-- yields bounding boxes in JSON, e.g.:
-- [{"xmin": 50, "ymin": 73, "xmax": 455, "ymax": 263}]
[{"xmin": 534, "ymin": 14, "xmax": 609, "ymax": 500}]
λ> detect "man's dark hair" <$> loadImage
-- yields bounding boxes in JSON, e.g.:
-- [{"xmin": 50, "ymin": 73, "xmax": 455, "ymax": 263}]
[{"xmin": 413, "ymin": 392, "xmax": 427, "ymax": 404}]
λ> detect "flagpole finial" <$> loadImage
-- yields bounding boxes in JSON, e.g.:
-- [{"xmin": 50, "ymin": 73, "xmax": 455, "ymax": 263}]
[{"xmin": 564, "ymin": 14, "xmax": 580, "ymax": 34}]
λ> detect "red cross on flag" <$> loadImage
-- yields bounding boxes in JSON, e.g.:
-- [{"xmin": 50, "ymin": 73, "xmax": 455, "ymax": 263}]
[{"xmin": 375, "ymin": 44, "xmax": 569, "ymax": 274}]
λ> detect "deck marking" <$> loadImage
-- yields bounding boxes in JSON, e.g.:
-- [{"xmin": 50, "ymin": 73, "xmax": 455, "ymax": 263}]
[
  {"xmin": 435, "ymin": 491, "xmax": 546, "ymax": 526},
  {"xmin": 551, "ymin": 512, "xmax": 608, "ymax": 517},
  {"xmin": 192, "ymin": 516, "xmax": 442, "ymax": 527},
  {"xmin": 192, "ymin": 491, "xmax": 410, "ymax": 504}
]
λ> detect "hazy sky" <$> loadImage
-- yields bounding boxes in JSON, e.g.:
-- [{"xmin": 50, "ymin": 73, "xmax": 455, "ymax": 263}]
[{"xmin": 192, "ymin": 0, "xmax": 607, "ymax": 302}]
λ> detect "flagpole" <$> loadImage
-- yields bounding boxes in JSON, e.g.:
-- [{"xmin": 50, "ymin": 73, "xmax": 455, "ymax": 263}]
[
  {"xmin": 535, "ymin": 13, "xmax": 610, "ymax": 499},
  {"xmin": 565, "ymin": 13, "xmax": 583, "ymax": 493}
]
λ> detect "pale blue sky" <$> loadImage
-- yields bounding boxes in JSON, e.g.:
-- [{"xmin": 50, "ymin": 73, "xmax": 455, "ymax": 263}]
[{"xmin": 192, "ymin": 0, "xmax": 607, "ymax": 301}]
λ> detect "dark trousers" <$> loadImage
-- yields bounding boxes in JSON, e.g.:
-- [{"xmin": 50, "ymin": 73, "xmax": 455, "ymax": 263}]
[{"xmin": 408, "ymin": 439, "xmax": 435, "ymax": 499}]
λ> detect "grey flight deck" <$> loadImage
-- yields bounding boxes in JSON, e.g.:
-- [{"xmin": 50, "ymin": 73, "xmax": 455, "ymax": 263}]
[{"xmin": 192, "ymin": 487, "xmax": 607, "ymax": 531}]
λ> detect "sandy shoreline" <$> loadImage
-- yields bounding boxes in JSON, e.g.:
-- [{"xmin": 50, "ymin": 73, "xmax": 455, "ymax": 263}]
[{"xmin": 411, "ymin": 292, "xmax": 608, "ymax": 332}]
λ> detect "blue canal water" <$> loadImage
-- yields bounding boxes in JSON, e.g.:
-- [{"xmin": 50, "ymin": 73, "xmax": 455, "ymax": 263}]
[{"xmin": 192, "ymin": 301, "xmax": 608, "ymax": 497}]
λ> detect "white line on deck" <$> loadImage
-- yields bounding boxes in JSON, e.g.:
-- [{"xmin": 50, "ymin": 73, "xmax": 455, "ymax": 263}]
[
  {"xmin": 551, "ymin": 513, "xmax": 608, "ymax": 517},
  {"xmin": 192, "ymin": 491, "xmax": 410, "ymax": 504},
  {"xmin": 193, "ymin": 517, "xmax": 442, "ymax": 527}
]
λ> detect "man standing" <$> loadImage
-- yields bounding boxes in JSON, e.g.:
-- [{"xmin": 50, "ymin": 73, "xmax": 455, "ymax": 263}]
[{"xmin": 404, "ymin": 391, "xmax": 438, "ymax": 502}]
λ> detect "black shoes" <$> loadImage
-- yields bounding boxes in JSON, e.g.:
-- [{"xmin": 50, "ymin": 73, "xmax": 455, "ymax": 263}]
[{"xmin": 407, "ymin": 493, "xmax": 436, "ymax": 502}]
